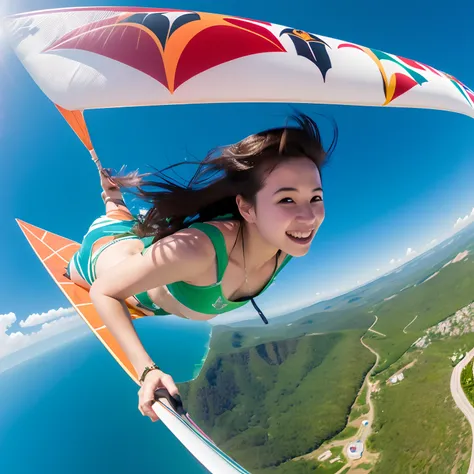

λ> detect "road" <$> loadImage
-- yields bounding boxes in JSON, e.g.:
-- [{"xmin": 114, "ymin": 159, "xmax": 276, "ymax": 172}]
[
  {"xmin": 359, "ymin": 334, "xmax": 379, "ymax": 444},
  {"xmin": 367, "ymin": 314, "xmax": 386, "ymax": 337},
  {"xmin": 301, "ymin": 323, "xmax": 381, "ymax": 474},
  {"xmin": 403, "ymin": 314, "xmax": 418, "ymax": 334},
  {"xmin": 450, "ymin": 347, "xmax": 474, "ymax": 474}
]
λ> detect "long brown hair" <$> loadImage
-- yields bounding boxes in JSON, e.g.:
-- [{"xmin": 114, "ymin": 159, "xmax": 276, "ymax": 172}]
[{"xmin": 109, "ymin": 111, "xmax": 337, "ymax": 242}]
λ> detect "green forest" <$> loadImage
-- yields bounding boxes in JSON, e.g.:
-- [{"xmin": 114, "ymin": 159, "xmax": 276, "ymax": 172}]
[{"xmin": 179, "ymin": 330, "xmax": 374, "ymax": 472}]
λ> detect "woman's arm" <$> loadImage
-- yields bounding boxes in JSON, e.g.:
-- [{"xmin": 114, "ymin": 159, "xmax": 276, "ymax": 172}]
[
  {"xmin": 89, "ymin": 228, "xmax": 214, "ymax": 376},
  {"xmin": 89, "ymin": 228, "xmax": 215, "ymax": 421},
  {"xmin": 88, "ymin": 292, "xmax": 155, "ymax": 377}
]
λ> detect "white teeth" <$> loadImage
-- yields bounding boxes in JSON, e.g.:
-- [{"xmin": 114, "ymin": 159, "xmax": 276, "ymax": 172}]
[{"xmin": 287, "ymin": 230, "xmax": 312, "ymax": 239}]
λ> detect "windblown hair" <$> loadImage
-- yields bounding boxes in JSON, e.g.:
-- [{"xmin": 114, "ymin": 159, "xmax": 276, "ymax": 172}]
[{"xmin": 109, "ymin": 111, "xmax": 338, "ymax": 242}]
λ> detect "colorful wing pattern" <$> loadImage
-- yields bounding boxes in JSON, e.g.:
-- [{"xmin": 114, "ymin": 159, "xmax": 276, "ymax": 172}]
[
  {"xmin": 3, "ymin": 6, "xmax": 473, "ymax": 117},
  {"xmin": 3, "ymin": 6, "xmax": 472, "ymax": 157}
]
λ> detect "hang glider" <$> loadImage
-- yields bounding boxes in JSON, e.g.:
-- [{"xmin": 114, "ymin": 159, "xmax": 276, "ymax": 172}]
[{"xmin": 2, "ymin": 5, "xmax": 472, "ymax": 161}]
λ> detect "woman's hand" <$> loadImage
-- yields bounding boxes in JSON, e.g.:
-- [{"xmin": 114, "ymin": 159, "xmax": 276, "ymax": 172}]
[
  {"xmin": 99, "ymin": 168, "xmax": 119, "ymax": 192},
  {"xmin": 138, "ymin": 369, "xmax": 180, "ymax": 422},
  {"xmin": 99, "ymin": 168, "xmax": 124, "ymax": 204},
  {"xmin": 99, "ymin": 168, "xmax": 119, "ymax": 191}
]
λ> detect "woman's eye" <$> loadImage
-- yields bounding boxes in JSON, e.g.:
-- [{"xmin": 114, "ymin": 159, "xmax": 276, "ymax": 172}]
[{"xmin": 278, "ymin": 196, "xmax": 323, "ymax": 204}]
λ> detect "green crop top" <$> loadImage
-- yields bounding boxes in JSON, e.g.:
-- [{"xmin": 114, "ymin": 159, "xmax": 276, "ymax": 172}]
[{"xmin": 135, "ymin": 222, "xmax": 292, "ymax": 316}]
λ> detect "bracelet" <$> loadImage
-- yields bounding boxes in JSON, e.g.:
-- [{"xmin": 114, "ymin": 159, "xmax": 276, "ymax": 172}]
[
  {"xmin": 103, "ymin": 196, "xmax": 125, "ymax": 205},
  {"xmin": 139, "ymin": 364, "xmax": 161, "ymax": 384}
]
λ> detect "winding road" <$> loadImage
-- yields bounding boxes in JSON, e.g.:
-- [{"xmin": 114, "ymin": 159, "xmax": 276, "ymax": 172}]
[
  {"xmin": 329, "ymin": 333, "xmax": 379, "ymax": 474},
  {"xmin": 367, "ymin": 315, "xmax": 386, "ymax": 337},
  {"xmin": 403, "ymin": 314, "xmax": 418, "ymax": 334},
  {"xmin": 450, "ymin": 347, "xmax": 474, "ymax": 474},
  {"xmin": 359, "ymin": 334, "xmax": 379, "ymax": 444}
]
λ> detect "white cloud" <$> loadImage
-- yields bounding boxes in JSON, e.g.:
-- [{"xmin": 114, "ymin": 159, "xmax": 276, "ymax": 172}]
[
  {"xmin": 406, "ymin": 247, "xmax": 417, "ymax": 257},
  {"xmin": 0, "ymin": 308, "xmax": 84, "ymax": 360},
  {"xmin": 389, "ymin": 258, "xmax": 396, "ymax": 265},
  {"xmin": 19, "ymin": 307, "xmax": 77, "ymax": 328},
  {"xmin": 430, "ymin": 239, "xmax": 438, "ymax": 245},
  {"xmin": 454, "ymin": 207, "xmax": 474, "ymax": 230},
  {"xmin": 0, "ymin": 312, "xmax": 16, "ymax": 335}
]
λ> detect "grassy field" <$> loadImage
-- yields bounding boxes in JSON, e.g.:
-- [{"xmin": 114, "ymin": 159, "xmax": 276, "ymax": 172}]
[
  {"xmin": 332, "ymin": 425, "xmax": 358, "ymax": 441},
  {"xmin": 461, "ymin": 359, "xmax": 474, "ymax": 405},
  {"xmin": 356, "ymin": 384, "xmax": 368, "ymax": 406},
  {"xmin": 257, "ymin": 446, "xmax": 346, "ymax": 474},
  {"xmin": 366, "ymin": 257, "xmax": 474, "ymax": 374},
  {"xmin": 348, "ymin": 403, "xmax": 369, "ymax": 422},
  {"xmin": 367, "ymin": 333, "xmax": 474, "ymax": 474}
]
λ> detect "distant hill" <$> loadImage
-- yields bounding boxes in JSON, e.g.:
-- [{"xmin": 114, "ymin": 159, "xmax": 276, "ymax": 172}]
[{"xmin": 179, "ymin": 330, "xmax": 374, "ymax": 472}]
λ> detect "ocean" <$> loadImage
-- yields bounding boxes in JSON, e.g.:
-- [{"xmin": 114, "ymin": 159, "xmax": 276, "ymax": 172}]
[{"xmin": 0, "ymin": 317, "xmax": 214, "ymax": 474}]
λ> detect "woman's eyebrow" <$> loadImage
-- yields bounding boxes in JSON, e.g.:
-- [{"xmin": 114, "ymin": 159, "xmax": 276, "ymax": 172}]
[{"xmin": 273, "ymin": 187, "xmax": 323, "ymax": 195}]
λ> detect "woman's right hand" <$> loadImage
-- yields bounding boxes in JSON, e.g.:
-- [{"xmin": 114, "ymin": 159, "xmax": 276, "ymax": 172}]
[
  {"xmin": 99, "ymin": 168, "xmax": 119, "ymax": 192},
  {"xmin": 138, "ymin": 369, "xmax": 180, "ymax": 422}
]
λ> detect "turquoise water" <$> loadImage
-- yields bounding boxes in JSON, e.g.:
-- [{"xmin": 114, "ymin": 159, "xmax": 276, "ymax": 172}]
[{"xmin": 0, "ymin": 318, "xmax": 213, "ymax": 474}]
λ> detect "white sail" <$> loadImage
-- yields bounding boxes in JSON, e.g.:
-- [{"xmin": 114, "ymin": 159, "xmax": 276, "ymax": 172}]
[{"xmin": 3, "ymin": 6, "xmax": 473, "ymax": 118}]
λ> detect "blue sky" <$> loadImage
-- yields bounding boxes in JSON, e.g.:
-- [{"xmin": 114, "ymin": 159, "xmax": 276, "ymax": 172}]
[{"xmin": 0, "ymin": 0, "xmax": 473, "ymax": 360}]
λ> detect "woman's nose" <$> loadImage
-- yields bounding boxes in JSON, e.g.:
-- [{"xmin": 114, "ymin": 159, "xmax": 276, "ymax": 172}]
[{"xmin": 296, "ymin": 204, "xmax": 321, "ymax": 223}]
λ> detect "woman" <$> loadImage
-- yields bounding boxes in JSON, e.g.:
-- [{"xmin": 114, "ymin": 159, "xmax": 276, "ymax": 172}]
[{"xmin": 67, "ymin": 112, "xmax": 337, "ymax": 422}]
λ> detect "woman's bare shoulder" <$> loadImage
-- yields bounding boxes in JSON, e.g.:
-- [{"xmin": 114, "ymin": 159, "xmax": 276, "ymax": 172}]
[
  {"xmin": 204, "ymin": 219, "xmax": 241, "ymax": 253},
  {"xmin": 150, "ymin": 226, "xmax": 217, "ymax": 263},
  {"xmin": 90, "ymin": 227, "xmax": 217, "ymax": 299}
]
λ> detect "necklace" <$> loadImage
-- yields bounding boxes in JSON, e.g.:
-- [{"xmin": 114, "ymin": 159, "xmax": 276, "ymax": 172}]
[
  {"xmin": 241, "ymin": 224, "xmax": 251, "ymax": 295},
  {"xmin": 240, "ymin": 223, "xmax": 270, "ymax": 325}
]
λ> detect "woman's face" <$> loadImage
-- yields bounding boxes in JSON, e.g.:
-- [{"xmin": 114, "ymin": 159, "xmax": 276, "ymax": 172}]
[{"xmin": 253, "ymin": 157, "xmax": 325, "ymax": 257}]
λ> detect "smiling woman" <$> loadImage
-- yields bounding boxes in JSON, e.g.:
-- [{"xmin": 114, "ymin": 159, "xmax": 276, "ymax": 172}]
[
  {"xmin": 75, "ymin": 112, "xmax": 334, "ymax": 325},
  {"xmin": 15, "ymin": 111, "xmax": 335, "ymax": 474},
  {"xmin": 4, "ymin": 5, "xmax": 474, "ymax": 474}
]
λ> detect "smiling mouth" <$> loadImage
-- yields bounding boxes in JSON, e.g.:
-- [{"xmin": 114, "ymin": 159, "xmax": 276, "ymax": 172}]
[{"xmin": 285, "ymin": 229, "xmax": 315, "ymax": 244}]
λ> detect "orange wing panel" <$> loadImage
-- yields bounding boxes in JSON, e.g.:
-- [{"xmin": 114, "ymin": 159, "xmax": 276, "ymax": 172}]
[
  {"xmin": 62, "ymin": 283, "xmax": 92, "ymax": 306},
  {"xmin": 55, "ymin": 105, "xmax": 94, "ymax": 151},
  {"xmin": 16, "ymin": 218, "xmax": 141, "ymax": 384},
  {"xmin": 32, "ymin": 240, "xmax": 55, "ymax": 261},
  {"xmin": 58, "ymin": 244, "xmax": 80, "ymax": 261},
  {"xmin": 42, "ymin": 231, "xmax": 77, "ymax": 251}
]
